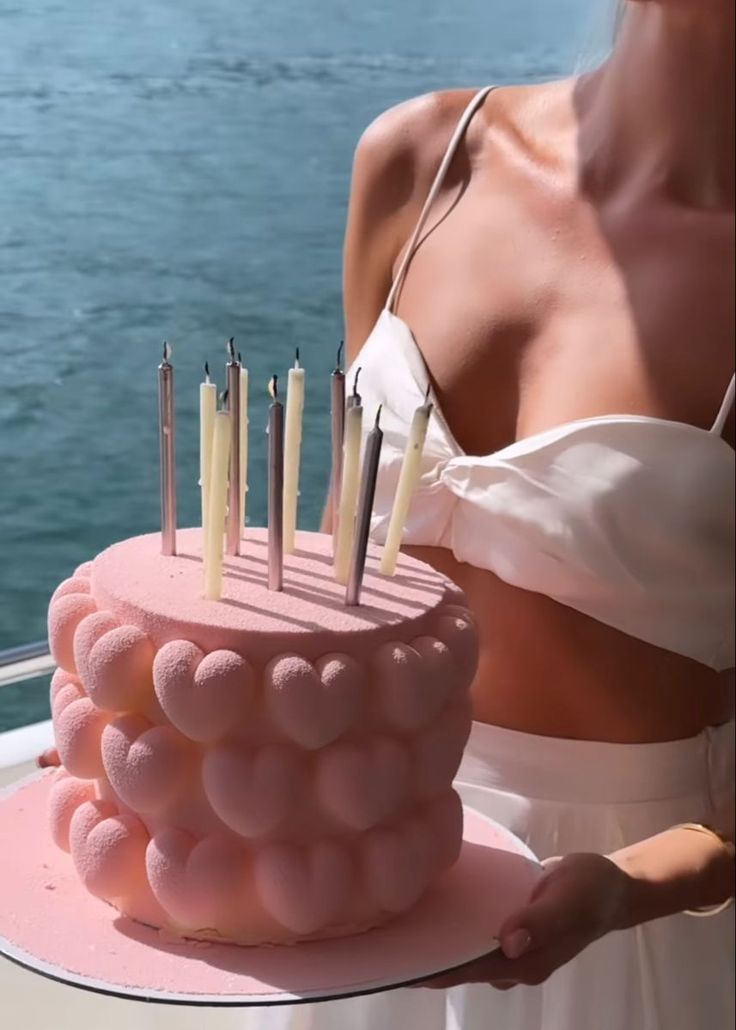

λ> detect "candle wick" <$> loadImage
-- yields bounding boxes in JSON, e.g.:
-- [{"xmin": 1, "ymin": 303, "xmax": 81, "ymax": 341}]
[
  {"xmin": 227, "ymin": 337, "xmax": 236, "ymax": 362},
  {"xmin": 204, "ymin": 361, "xmax": 210, "ymax": 383},
  {"xmin": 294, "ymin": 346, "xmax": 300, "ymax": 370},
  {"xmin": 268, "ymin": 374, "xmax": 279, "ymax": 400},
  {"xmin": 336, "ymin": 339, "xmax": 344, "ymax": 372},
  {"xmin": 221, "ymin": 389, "xmax": 229, "ymax": 410},
  {"xmin": 353, "ymin": 367, "xmax": 362, "ymax": 397},
  {"xmin": 374, "ymin": 404, "xmax": 383, "ymax": 428},
  {"xmin": 162, "ymin": 341, "xmax": 172, "ymax": 364},
  {"xmin": 238, "ymin": 351, "xmax": 243, "ymax": 365},
  {"xmin": 424, "ymin": 383, "xmax": 431, "ymax": 403}
]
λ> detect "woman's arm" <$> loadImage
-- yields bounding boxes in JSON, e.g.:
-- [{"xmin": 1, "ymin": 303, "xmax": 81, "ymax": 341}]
[
  {"xmin": 321, "ymin": 90, "xmax": 476, "ymax": 532},
  {"xmin": 610, "ymin": 799, "xmax": 735, "ymax": 927},
  {"xmin": 342, "ymin": 91, "xmax": 473, "ymax": 361}
]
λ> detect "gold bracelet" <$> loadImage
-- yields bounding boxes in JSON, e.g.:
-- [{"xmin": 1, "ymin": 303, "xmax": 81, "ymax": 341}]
[{"xmin": 672, "ymin": 823, "xmax": 736, "ymax": 917}]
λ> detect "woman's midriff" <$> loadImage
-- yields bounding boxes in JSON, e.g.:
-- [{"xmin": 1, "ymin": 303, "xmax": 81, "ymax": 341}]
[{"xmin": 406, "ymin": 545, "xmax": 735, "ymax": 744}]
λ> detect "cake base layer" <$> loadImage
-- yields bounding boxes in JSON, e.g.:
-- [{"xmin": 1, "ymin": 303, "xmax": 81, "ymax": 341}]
[{"xmin": 1, "ymin": 772, "xmax": 541, "ymax": 1005}]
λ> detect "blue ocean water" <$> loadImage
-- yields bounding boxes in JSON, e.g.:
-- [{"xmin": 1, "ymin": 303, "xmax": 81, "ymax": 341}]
[{"xmin": 0, "ymin": 0, "xmax": 600, "ymax": 730}]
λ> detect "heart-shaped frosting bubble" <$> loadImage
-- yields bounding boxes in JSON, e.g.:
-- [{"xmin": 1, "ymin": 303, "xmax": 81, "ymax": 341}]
[
  {"xmin": 47, "ymin": 771, "xmax": 96, "ymax": 852},
  {"xmin": 424, "ymin": 789, "xmax": 464, "ymax": 876},
  {"xmin": 50, "ymin": 668, "xmax": 84, "ymax": 708},
  {"xmin": 203, "ymin": 742, "xmax": 304, "ymax": 838},
  {"xmin": 362, "ymin": 819, "xmax": 432, "ymax": 914},
  {"xmin": 54, "ymin": 696, "xmax": 109, "ymax": 779},
  {"xmin": 102, "ymin": 714, "xmax": 195, "ymax": 814},
  {"xmin": 431, "ymin": 606, "xmax": 479, "ymax": 685},
  {"xmin": 315, "ymin": 735, "xmax": 410, "ymax": 830},
  {"xmin": 373, "ymin": 639, "xmax": 453, "ymax": 731},
  {"xmin": 50, "ymin": 575, "xmax": 91, "ymax": 605},
  {"xmin": 146, "ymin": 828, "xmax": 249, "ymax": 929},
  {"xmin": 153, "ymin": 641, "xmax": 254, "ymax": 743},
  {"xmin": 73, "ymin": 611, "xmax": 120, "ymax": 686},
  {"xmin": 70, "ymin": 799, "xmax": 150, "ymax": 901},
  {"xmin": 51, "ymin": 671, "xmax": 85, "ymax": 721},
  {"xmin": 254, "ymin": 839, "xmax": 353, "ymax": 936},
  {"xmin": 264, "ymin": 653, "xmax": 364, "ymax": 750},
  {"xmin": 413, "ymin": 698, "xmax": 472, "ymax": 800},
  {"xmin": 82, "ymin": 622, "xmax": 155, "ymax": 712},
  {"xmin": 48, "ymin": 592, "xmax": 98, "ymax": 675}
]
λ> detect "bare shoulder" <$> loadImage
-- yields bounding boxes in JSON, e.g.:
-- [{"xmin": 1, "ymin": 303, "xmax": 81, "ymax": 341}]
[
  {"xmin": 342, "ymin": 80, "xmax": 575, "ymax": 355},
  {"xmin": 349, "ymin": 78, "xmax": 576, "ymax": 227},
  {"xmin": 342, "ymin": 88, "xmax": 487, "ymax": 353},
  {"xmin": 350, "ymin": 89, "xmax": 480, "ymax": 226}
]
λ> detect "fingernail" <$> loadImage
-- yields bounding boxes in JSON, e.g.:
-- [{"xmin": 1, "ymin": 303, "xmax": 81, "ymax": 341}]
[{"xmin": 502, "ymin": 929, "xmax": 532, "ymax": 959}]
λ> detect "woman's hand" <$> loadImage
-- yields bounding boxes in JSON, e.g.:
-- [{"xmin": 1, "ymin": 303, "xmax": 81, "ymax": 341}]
[{"xmin": 421, "ymin": 853, "xmax": 629, "ymax": 990}]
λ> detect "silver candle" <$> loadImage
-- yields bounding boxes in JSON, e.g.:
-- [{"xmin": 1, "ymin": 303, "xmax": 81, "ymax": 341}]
[
  {"xmin": 268, "ymin": 375, "xmax": 284, "ymax": 591},
  {"xmin": 346, "ymin": 405, "xmax": 383, "ymax": 607},
  {"xmin": 157, "ymin": 341, "xmax": 177, "ymax": 556},
  {"xmin": 225, "ymin": 338, "xmax": 241, "ymax": 556},
  {"xmin": 330, "ymin": 341, "xmax": 346, "ymax": 532}
]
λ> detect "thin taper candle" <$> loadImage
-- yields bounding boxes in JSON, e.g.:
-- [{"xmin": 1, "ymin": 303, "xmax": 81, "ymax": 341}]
[
  {"xmin": 158, "ymin": 341, "xmax": 177, "ymax": 556},
  {"xmin": 199, "ymin": 362, "xmax": 216, "ymax": 538},
  {"xmin": 204, "ymin": 407, "xmax": 231, "ymax": 600},
  {"xmin": 346, "ymin": 406, "xmax": 384, "ymax": 606},
  {"xmin": 238, "ymin": 353, "xmax": 249, "ymax": 535},
  {"xmin": 333, "ymin": 387, "xmax": 363, "ymax": 584},
  {"xmin": 330, "ymin": 341, "xmax": 345, "ymax": 537},
  {"xmin": 268, "ymin": 376, "xmax": 284, "ymax": 591},
  {"xmin": 347, "ymin": 366, "xmax": 361, "ymax": 409},
  {"xmin": 380, "ymin": 387, "xmax": 433, "ymax": 575},
  {"xmin": 225, "ymin": 339, "xmax": 241, "ymax": 556},
  {"xmin": 283, "ymin": 348, "xmax": 305, "ymax": 554}
]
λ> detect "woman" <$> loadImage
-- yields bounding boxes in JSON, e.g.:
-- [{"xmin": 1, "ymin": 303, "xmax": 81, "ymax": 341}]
[
  {"xmin": 305, "ymin": 1, "xmax": 735, "ymax": 1027},
  {"xmin": 38, "ymin": 2, "xmax": 732, "ymax": 1027}
]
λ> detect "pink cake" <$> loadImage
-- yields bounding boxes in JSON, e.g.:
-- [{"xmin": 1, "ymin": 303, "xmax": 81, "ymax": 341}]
[{"xmin": 45, "ymin": 528, "xmax": 478, "ymax": 945}]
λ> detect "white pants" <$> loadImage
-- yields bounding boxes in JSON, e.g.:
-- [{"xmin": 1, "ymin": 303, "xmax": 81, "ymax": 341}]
[{"xmin": 257, "ymin": 719, "xmax": 735, "ymax": 1030}]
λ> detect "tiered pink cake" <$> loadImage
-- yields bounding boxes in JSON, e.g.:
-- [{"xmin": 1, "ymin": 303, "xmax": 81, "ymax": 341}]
[{"xmin": 45, "ymin": 528, "xmax": 478, "ymax": 945}]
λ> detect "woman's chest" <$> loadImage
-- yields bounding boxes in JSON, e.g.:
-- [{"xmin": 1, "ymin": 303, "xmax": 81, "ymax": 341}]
[{"xmin": 394, "ymin": 190, "xmax": 734, "ymax": 455}]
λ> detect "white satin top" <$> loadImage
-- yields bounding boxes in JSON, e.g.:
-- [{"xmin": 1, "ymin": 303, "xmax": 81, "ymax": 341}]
[{"xmin": 350, "ymin": 87, "xmax": 736, "ymax": 672}]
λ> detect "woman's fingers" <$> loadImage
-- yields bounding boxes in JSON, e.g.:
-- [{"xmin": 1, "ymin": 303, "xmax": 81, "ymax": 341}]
[{"xmin": 37, "ymin": 747, "xmax": 60, "ymax": 768}]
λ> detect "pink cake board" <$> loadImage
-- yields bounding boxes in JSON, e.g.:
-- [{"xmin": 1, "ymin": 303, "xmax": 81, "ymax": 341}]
[{"xmin": 0, "ymin": 771, "xmax": 542, "ymax": 1007}]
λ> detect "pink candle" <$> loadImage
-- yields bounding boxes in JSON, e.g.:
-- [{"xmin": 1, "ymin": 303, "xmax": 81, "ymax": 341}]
[
  {"xmin": 225, "ymin": 338, "xmax": 241, "ymax": 557},
  {"xmin": 346, "ymin": 405, "xmax": 383, "ymax": 606},
  {"xmin": 157, "ymin": 341, "xmax": 177, "ymax": 556}
]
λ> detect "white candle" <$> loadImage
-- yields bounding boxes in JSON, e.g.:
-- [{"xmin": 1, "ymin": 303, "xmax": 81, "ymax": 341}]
[
  {"xmin": 268, "ymin": 376, "xmax": 284, "ymax": 591},
  {"xmin": 330, "ymin": 341, "xmax": 345, "ymax": 542},
  {"xmin": 199, "ymin": 363, "xmax": 216, "ymax": 538},
  {"xmin": 334, "ymin": 400, "xmax": 363, "ymax": 584},
  {"xmin": 283, "ymin": 349, "xmax": 305, "ymax": 554},
  {"xmin": 380, "ymin": 393, "xmax": 432, "ymax": 576},
  {"xmin": 239, "ymin": 358, "xmax": 249, "ymax": 534},
  {"xmin": 204, "ymin": 409, "xmax": 231, "ymax": 601}
]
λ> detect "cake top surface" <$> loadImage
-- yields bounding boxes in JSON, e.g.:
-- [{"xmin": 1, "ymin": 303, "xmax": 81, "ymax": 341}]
[{"xmin": 91, "ymin": 528, "xmax": 454, "ymax": 641}]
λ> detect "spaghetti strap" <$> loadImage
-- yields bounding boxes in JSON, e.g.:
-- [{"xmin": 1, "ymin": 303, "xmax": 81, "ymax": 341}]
[
  {"xmin": 385, "ymin": 85, "xmax": 496, "ymax": 313},
  {"xmin": 711, "ymin": 373, "xmax": 735, "ymax": 435}
]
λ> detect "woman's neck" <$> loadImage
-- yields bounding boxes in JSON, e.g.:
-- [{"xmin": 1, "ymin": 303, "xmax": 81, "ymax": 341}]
[{"xmin": 578, "ymin": 2, "xmax": 735, "ymax": 207}]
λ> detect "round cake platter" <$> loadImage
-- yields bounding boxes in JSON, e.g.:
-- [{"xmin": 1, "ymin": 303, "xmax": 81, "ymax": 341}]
[{"xmin": 0, "ymin": 770, "xmax": 542, "ymax": 1007}]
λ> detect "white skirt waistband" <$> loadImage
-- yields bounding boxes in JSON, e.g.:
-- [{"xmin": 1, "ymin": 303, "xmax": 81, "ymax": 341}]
[{"xmin": 456, "ymin": 719, "xmax": 734, "ymax": 805}]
